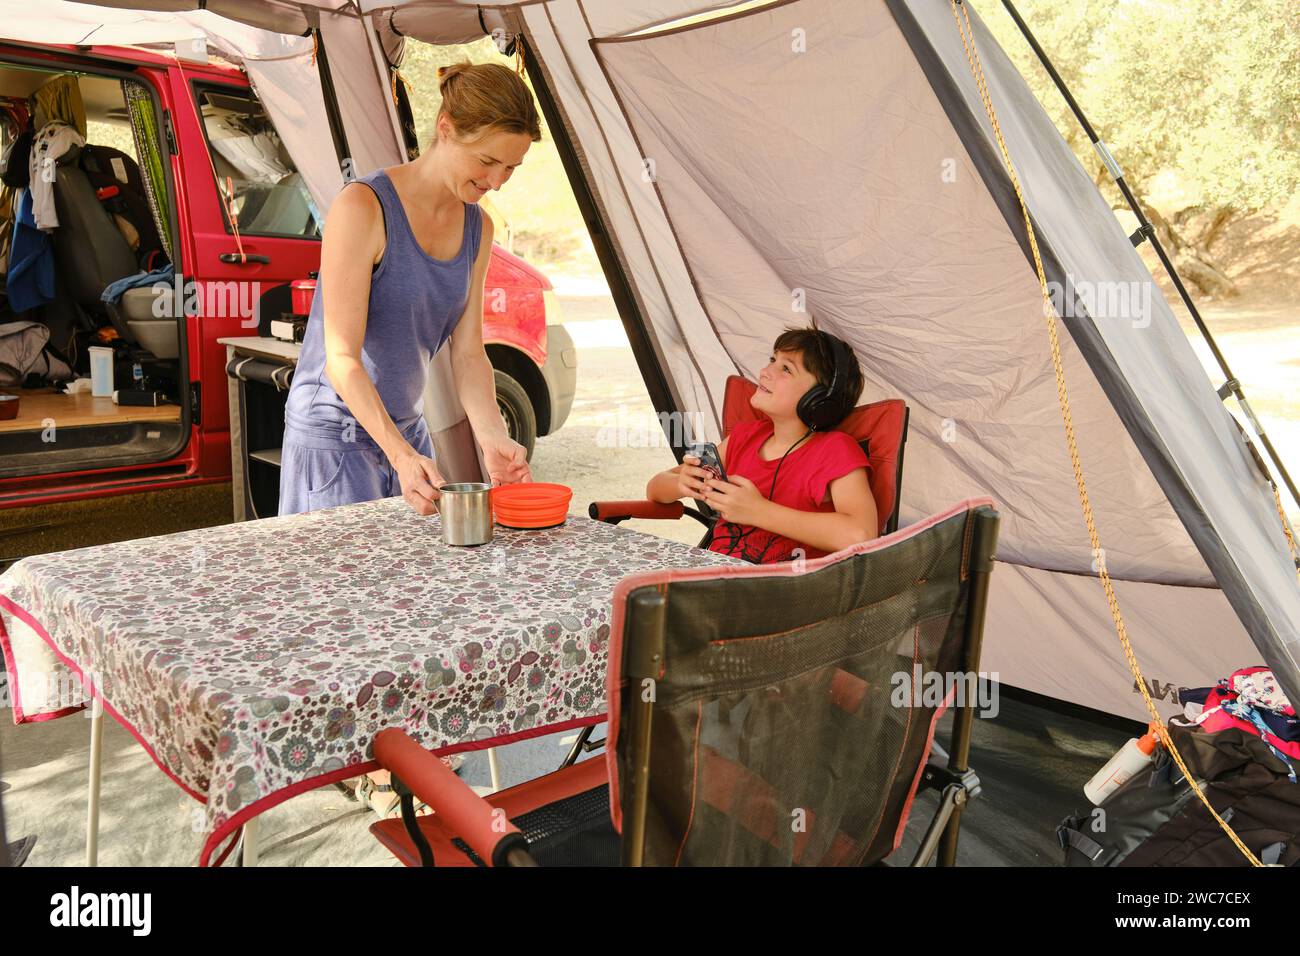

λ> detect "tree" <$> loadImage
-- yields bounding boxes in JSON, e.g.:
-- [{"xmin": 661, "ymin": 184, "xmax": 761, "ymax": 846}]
[{"xmin": 982, "ymin": 0, "xmax": 1300, "ymax": 296}]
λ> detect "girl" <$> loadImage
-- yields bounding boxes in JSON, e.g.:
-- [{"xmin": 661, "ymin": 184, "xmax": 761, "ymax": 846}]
[{"xmin": 646, "ymin": 328, "xmax": 878, "ymax": 563}]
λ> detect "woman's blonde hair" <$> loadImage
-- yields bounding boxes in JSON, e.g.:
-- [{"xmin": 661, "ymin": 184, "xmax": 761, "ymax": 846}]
[{"xmin": 435, "ymin": 61, "xmax": 542, "ymax": 145}]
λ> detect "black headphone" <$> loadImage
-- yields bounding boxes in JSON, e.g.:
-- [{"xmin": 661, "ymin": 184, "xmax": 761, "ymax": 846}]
[{"xmin": 795, "ymin": 330, "xmax": 855, "ymax": 431}]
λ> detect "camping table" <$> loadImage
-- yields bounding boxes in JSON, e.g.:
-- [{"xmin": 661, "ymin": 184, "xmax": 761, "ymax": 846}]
[{"xmin": 0, "ymin": 496, "xmax": 738, "ymax": 866}]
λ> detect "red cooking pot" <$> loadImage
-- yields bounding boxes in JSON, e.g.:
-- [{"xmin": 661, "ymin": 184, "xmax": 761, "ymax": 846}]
[{"xmin": 290, "ymin": 273, "xmax": 318, "ymax": 316}]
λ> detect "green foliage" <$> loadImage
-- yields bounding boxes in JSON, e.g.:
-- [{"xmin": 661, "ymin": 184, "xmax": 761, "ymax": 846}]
[
  {"xmin": 398, "ymin": 37, "xmax": 593, "ymax": 271},
  {"xmin": 981, "ymin": 0, "xmax": 1300, "ymax": 213}
]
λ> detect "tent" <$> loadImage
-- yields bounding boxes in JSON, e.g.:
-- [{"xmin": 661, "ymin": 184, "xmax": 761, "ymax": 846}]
[{"xmin": 9, "ymin": 0, "xmax": 1299, "ymax": 721}]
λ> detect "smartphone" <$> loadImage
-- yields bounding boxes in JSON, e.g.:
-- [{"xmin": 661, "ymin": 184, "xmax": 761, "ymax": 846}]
[{"xmin": 685, "ymin": 441, "xmax": 728, "ymax": 484}]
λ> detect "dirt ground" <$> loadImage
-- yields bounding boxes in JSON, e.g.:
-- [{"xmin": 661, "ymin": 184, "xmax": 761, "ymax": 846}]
[
  {"xmin": 1140, "ymin": 201, "xmax": 1300, "ymax": 523},
  {"xmin": 1186, "ymin": 298, "xmax": 1300, "ymax": 524}
]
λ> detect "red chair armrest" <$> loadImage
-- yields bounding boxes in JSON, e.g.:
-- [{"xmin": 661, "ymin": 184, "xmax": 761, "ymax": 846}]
[
  {"xmin": 588, "ymin": 499, "xmax": 685, "ymax": 522},
  {"xmin": 373, "ymin": 729, "xmax": 526, "ymax": 866}
]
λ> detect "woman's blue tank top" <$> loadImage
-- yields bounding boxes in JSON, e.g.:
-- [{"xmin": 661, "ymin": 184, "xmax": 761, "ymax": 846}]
[{"xmin": 284, "ymin": 168, "xmax": 483, "ymax": 445}]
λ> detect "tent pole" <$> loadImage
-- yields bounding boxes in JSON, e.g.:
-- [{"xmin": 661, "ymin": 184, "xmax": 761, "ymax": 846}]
[
  {"xmin": 1000, "ymin": 0, "xmax": 1300, "ymax": 517},
  {"xmin": 517, "ymin": 29, "xmax": 684, "ymax": 446},
  {"xmin": 311, "ymin": 26, "xmax": 355, "ymax": 182}
]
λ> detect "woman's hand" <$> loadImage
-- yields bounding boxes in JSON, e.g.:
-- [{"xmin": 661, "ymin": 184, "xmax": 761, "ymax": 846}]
[
  {"xmin": 676, "ymin": 455, "xmax": 715, "ymax": 500},
  {"xmin": 396, "ymin": 451, "xmax": 445, "ymax": 516},
  {"xmin": 481, "ymin": 432, "xmax": 532, "ymax": 486},
  {"xmin": 703, "ymin": 474, "xmax": 770, "ymax": 527}
]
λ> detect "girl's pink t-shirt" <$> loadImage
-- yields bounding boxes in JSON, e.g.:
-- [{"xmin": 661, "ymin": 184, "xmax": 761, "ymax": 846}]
[{"xmin": 706, "ymin": 418, "xmax": 871, "ymax": 564}]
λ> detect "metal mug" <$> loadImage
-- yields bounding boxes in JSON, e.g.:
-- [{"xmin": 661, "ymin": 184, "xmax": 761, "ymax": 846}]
[{"xmin": 437, "ymin": 482, "xmax": 494, "ymax": 546}]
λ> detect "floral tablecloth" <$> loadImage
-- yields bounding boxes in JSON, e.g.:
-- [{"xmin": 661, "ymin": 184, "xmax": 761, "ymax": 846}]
[{"xmin": 0, "ymin": 496, "xmax": 737, "ymax": 864}]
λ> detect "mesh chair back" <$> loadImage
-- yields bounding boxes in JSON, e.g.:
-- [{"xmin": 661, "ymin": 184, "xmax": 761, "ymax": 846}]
[{"xmin": 605, "ymin": 499, "xmax": 997, "ymax": 866}]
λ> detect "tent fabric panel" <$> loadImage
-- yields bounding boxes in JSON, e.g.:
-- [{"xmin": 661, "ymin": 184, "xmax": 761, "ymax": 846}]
[
  {"xmin": 64, "ymin": 1, "xmax": 770, "ymax": 46},
  {"xmin": 74, "ymin": 0, "xmax": 318, "ymax": 35},
  {"xmin": 0, "ymin": 0, "xmax": 206, "ymax": 45},
  {"xmin": 895, "ymin": 0, "xmax": 1300, "ymax": 695},
  {"xmin": 589, "ymin": 0, "xmax": 1208, "ymax": 584},
  {"xmin": 383, "ymin": 0, "xmax": 767, "ymax": 44},
  {"xmin": 388, "ymin": 5, "xmax": 513, "ymax": 46},
  {"xmin": 316, "ymin": 9, "xmax": 404, "ymax": 180},
  {"xmin": 516, "ymin": 6, "xmax": 696, "ymax": 427},
  {"xmin": 987, "ymin": 561, "xmax": 1261, "ymax": 723},
  {"xmin": 518, "ymin": 1, "xmax": 741, "ymax": 435},
  {"xmin": 237, "ymin": 40, "xmax": 343, "ymax": 215}
]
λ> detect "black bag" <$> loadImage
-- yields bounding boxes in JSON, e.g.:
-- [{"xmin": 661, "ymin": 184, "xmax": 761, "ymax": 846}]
[{"xmin": 1057, "ymin": 724, "xmax": 1300, "ymax": 866}]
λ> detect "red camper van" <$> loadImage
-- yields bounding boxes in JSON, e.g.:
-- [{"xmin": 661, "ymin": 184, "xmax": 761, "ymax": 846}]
[{"xmin": 0, "ymin": 40, "xmax": 576, "ymax": 560}]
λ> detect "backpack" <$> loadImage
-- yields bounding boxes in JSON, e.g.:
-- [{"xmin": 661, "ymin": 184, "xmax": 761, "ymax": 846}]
[
  {"xmin": 1057, "ymin": 723, "xmax": 1300, "ymax": 866},
  {"xmin": 0, "ymin": 319, "xmax": 74, "ymax": 387}
]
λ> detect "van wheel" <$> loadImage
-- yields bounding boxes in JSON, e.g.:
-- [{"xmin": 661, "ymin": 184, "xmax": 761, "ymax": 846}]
[{"xmin": 495, "ymin": 369, "xmax": 537, "ymax": 462}]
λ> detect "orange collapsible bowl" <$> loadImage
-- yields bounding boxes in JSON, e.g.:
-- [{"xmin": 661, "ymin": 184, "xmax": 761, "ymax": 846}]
[{"xmin": 490, "ymin": 482, "xmax": 573, "ymax": 530}]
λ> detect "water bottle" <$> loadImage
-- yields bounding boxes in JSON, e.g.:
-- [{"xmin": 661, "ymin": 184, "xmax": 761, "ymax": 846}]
[
  {"xmin": 1084, "ymin": 729, "xmax": 1159, "ymax": 806},
  {"xmin": 132, "ymin": 362, "xmax": 144, "ymax": 390}
]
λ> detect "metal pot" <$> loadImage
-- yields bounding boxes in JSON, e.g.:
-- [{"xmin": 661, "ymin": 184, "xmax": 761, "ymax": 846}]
[{"xmin": 437, "ymin": 482, "xmax": 494, "ymax": 546}]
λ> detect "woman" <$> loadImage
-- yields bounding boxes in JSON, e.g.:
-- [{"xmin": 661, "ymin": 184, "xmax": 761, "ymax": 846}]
[{"xmin": 280, "ymin": 61, "xmax": 540, "ymax": 518}]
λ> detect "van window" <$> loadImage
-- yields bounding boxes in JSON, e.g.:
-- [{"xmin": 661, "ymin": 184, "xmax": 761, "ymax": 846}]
[{"xmin": 194, "ymin": 85, "xmax": 320, "ymax": 240}]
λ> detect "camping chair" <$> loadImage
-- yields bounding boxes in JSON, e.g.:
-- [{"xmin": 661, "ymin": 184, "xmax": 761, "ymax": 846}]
[
  {"xmin": 368, "ymin": 499, "xmax": 999, "ymax": 867},
  {"xmin": 589, "ymin": 375, "xmax": 909, "ymax": 546},
  {"xmin": 579, "ymin": 377, "xmax": 908, "ymax": 764}
]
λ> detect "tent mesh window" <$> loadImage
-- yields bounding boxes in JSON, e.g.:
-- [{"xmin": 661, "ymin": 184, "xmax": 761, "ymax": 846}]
[{"xmin": 619, "ymin": 509, "xmax": 974, "ymax": 866}]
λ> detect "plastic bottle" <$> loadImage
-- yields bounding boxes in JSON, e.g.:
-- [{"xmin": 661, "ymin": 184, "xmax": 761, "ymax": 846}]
[
  {"xmin": 132, "ymin": 362, "xmax": 144, "ymax": 389},
  {"xmin": 88, "ymin": 347, "xmax": 114, "ymax": 397},
  {"xmin": 1084, "ymin": 730, "xmax": 1159, "ymax": 806}
]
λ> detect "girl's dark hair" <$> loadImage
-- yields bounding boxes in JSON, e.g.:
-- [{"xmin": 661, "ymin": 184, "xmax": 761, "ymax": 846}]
[{"xmin": 773, "ymin": 326, "xmax": 864, "ymax": 416}]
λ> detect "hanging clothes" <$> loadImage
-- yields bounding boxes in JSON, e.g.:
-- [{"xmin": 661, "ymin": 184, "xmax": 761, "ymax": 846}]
[
  {"xmin": 32, "ymin": 75, "xmax": 87, "ymax": 138},
  {"xmin": 7, "ymin": 187, "xmax": 55, "ymax": 312},
  {"xmin": 27, "ymin": 121, "xmax": 85, "ymax": 232},
  {"xmin": 0, "ymin": 183, "xmax": 15, "ymax": 270}
]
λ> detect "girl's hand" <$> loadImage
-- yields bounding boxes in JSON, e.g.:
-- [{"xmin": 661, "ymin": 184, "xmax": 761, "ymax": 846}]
[
  {"xmin": 676, "ymin": 455, "xmax": 715, "ymax": 500},
  {"xmin": 481, "ymin": 433, "xmax": 532, "ymax": 486},
  {"xmin": 396, "ymin": 452, "xmax": 445, "ymax": 516},
  {"xmin": 703, "ymin": 475, "xmax": 769, "ymax": 526}
]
